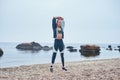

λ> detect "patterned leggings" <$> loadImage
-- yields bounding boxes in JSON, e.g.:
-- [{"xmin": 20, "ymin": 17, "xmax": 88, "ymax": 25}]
[{"xmin": 51, "ymin": 39, "xmax": 65, "ymax": 67}]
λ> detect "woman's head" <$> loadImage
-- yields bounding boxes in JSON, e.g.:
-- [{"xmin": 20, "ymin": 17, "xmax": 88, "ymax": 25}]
[{"xmin": 56, "ymin": 19, "xmax": 62, "ymax": 27}]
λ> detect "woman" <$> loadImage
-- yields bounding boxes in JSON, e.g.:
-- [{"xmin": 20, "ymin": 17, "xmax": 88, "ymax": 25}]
[{"xmin": 50, "ymin": 16, "xmax": 67, "ymax": 72}]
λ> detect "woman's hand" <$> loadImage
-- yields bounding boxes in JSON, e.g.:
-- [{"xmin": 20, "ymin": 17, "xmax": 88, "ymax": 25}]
[{"xmin": 54, "ymin": 16, "xmax": 64, "ymax": 20}]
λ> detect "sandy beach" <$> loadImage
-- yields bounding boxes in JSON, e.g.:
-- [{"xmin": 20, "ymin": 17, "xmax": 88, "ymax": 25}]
[{"xmin": 0, "ymin": 58, "xmax": 120, "ymax": 80}]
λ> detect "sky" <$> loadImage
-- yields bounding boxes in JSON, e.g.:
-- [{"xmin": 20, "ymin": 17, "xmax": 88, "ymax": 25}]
[{"xmin": 0, "ymin": 0, "xmax": 120, "ymax": 44}]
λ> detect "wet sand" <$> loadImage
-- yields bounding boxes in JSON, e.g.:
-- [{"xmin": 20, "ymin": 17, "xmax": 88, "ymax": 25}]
[{"xmin": 0, "ymin": 58, "xmax": 120, "ymax": 80}]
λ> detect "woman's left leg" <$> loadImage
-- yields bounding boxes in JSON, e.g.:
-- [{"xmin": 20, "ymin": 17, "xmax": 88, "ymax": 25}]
[
  {"xmin": 59, "ymin": 40, "xmax": 67, "ymax": 71},
  {"xmin": 50, "ymin": 39, "xmax": 59, "ymax": 72},
  {"xmin": 60, "ymin": 53, "xmax": 64, "ymax": 67}
]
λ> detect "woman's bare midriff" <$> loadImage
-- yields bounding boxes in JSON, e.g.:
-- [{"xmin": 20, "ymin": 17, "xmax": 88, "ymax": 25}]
[{"xmin": 56, "ymin": 33, "xmax": 62, "ymax": 39}]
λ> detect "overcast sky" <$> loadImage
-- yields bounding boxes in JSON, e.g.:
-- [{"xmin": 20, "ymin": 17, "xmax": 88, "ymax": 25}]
[{"xmin": 0, "ymin": 0, "xmax": 120, "ymax": 44}]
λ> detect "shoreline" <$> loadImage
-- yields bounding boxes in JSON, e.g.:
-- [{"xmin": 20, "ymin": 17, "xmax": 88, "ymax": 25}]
[
  {"xmin": 0, "ymin": 58, "xmax": 119, "ymax": 68},
  {"xmin": 0, "ymin": 58, "xmax": 120, "ymax": 80}
]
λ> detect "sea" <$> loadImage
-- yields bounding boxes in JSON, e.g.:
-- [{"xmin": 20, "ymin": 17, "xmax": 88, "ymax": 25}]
[{"xmin": 0, "ymin": 42, "xmax": 120, "ymax": 68}]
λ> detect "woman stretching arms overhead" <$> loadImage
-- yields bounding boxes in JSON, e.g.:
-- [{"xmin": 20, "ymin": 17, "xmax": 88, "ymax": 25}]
[{"xmin": 50, "ymin": 16, "xmax": 67, "ymax": 72}]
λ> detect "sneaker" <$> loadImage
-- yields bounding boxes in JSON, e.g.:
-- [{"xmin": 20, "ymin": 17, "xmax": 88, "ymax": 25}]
[
  {"xmin": 62, "ymin": 67, "xmax": 67, "ymax": 71},
  {"xmin": 50, "ymin": 67, "xmax": 53, "ymax": 72}
]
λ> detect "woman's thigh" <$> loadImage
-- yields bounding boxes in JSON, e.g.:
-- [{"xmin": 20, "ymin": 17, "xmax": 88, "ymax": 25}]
[
  {"xmin": 54, "ymin": 39, "xmax": 59, "ymax": 51},
  {"xmin": 59, "ymin": 40, "xmax": 65, "ymax": 52}
]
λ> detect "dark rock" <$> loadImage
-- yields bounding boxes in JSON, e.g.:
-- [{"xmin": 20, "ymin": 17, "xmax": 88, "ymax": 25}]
[
  {"xmin": 114, "ymin": 47, "xmax": 120, "ymax": 52},
  {"xmin": 66, "ymin": 46, "xmax": 74, "ymax": 49},
  {"xmin": 80, "ymin": 50, "xmax": 100, "ymax": 57},
  {"xmin": 68, "ymin": 48, "xmax": 77, "ymax": 52},
  {"xmin": 79, "ymin": 45, "xmax": 100, "ymax": 57},
  {"xmin": 42, "ymin": 46, "xmax": 53, "ymax": 51},
  {"xmin": 117, "ymin": 46, "xmax": 120, "ymax": 49},
  {"xmin": 66, "ymin": 46, "xmax": 77, "ymax": 52},
  {"xmin": 114, "ymin": 48, "xmax": 118, "ymax": 51},
  {"xmin": 106, "ymin": 45, "xmax": 112, "ymax": 50},
  {"xmin": 0, "ymin": 48, "xmax": 3, "ymax": 56},
  {"xmin": 16, "ymin": 42, "xmax": 42, "ymax": 51},
  {"xmin": 108, "ymin": 45, "xmax": 112, "ymax": 48},
  {"xmin": 115, "ymin": 46, "xmax": 120, "ymax": 52}
]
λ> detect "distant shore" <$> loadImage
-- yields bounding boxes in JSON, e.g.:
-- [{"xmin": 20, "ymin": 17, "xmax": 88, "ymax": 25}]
[{"xmin": 0, "ymin": 58, "xmax": 120, "ymax": 80}]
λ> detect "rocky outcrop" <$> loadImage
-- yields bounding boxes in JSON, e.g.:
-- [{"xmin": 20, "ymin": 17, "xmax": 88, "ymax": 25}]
[
  {"xmin": 118, "ymin": 46, "xmax": 120, "ymax": 49},
  {"xmin": 42, "ymin": 46, "xmax": 53, "ymax": 51},
  {"xmin": 66, "ymin": 46, "xmax": 74, "ymax": 49},
  {"xmin": 114, "ymin": 46, "xmax": 120, "ymax": 52},
  {"xmin": 16, "ymin": 42, "xmax": 42, "ymax": 51},
  {"xmin": 68, "ymin": 48, "xmax": 77, "ymax": 52},
  {"xmin": 0, "ymin": 48, "xmax": 3, "ymax": 56},
  {"xmin": 16, "ymin": 42, "xmax": 53, "ymax": 51},
  {"xmin": 106, "ymin": 45, "xmax": 112, "ymax": 50},
  {"xmin": 118, "ymin": 46, "xmax": 120, "ymax": 52},
  {"xmin": 79, "ymin": 45, "xmax": 100, "ymax": 57},
  {"xmin": 66, "ymin": 46, "xmax": 77, "ymax": 52}
]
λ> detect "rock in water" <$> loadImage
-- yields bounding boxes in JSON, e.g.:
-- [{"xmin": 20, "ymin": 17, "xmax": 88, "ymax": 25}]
[
  {"xmin": 79, "ymin": 45, "xmax": 100, "ymax": 57},
  {"xmin": 66, "ymin": 46, "xmax": 74, "ymax": 49},
  {"xmin": 118, "ymin": 46, "xmax": 120, "ymax": 49},
  {"xmin": 0, "ymin": 48, "xmax": 3, "ymax": 56},
  {"xmin": 16, "ymin": 42, "xmax": 42, "ymax": 51},
  {"xmin": 68, "ymin": 48, "xmax": 77, "ymax": 52},
  {"xmin": 66, "ymin": 46, "xmax": 77, "ymax": 52},
  {"xmin": 42, "ymin": 46, "xmax": 53, "ymax": 51}
]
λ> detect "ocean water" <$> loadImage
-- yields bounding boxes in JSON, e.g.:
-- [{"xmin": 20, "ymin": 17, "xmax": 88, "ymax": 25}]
[{"xmin": 0, "ymin": 42, "xmax": 120, "ymax": 68}]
